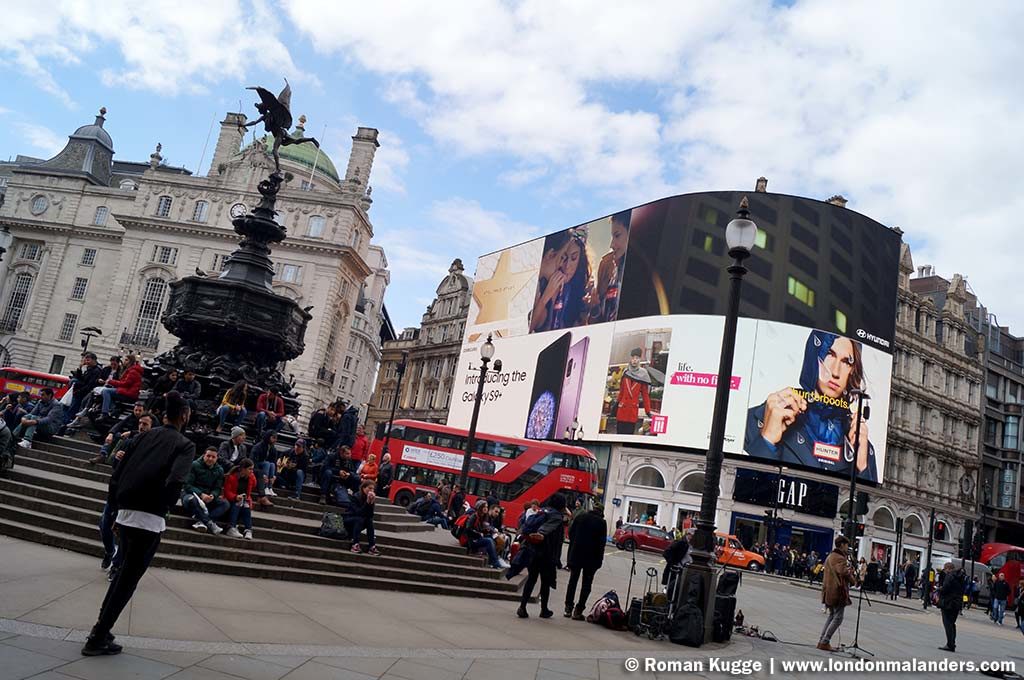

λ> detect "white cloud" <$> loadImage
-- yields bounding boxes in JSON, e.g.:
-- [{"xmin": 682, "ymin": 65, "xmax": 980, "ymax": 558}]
[
  {"xmin": 2, "ymin": 0, "xmax": 308, "ymax": 101},
  {"xmin": 286, "ymin": 1, "xmax": 1024, "ymax": 326},
  {"xmin": 15, "ymin": 123, "xmax": 64, "ymax": 157},
  {"xmin": 369, "ymin": 132, "xmax": 410, "ymax": 195}
]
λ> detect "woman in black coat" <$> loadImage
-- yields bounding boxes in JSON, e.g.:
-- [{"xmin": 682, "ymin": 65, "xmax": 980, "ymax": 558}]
[
  {"xmin": 564, "ymin": 503, "xmax": 608, "ymax": 619},
  {"xmin": 517, "ymin": 493, "xmax": 567, "ymax": 619}
]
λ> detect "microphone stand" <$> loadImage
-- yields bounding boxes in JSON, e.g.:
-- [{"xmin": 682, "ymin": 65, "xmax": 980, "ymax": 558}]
[
  {"xmin": 839, "ymin": 560, "xmax": 876, "ymax": 658},
  {"xmin": 626, "ymin": 544, "xmax": 638, "ymax": 605}
]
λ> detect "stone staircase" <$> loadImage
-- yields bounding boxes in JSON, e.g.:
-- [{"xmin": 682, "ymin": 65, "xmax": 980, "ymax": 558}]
[{"xmin": 0, "ymin": 436, "xmax": 524, "ymax": 601}]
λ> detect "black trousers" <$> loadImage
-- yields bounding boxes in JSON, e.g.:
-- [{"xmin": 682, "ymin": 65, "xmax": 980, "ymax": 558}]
[
  {"xmin": 615, "ymin": 420, "xmax": 637, "ymax": 435},
  {"xmin": 565, "ymin": 566, "xmax": 597, "ymax": 610},
  {"xmin": 940, "ymin": 607, "xmax": 958, "ymax": 650},
  {"xmin": 93, "ymin": 525, "xmax": 161, "ymax": 638},
  {"xmin": 521, "ymin": 563, "xmax": 552, "ymax": 610}
]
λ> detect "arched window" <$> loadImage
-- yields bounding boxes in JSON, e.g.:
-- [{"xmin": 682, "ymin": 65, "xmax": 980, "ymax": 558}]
[
  {"xmin": 903, "ymin": 514, "xmax": 925, "ymax": 537},
  {"xmin": 678, "ymin": 472, "xmax": 705, "ymax": 493},
  {"xmin": 872, "ymin": 506, "xmax": 896, "ymax": 530},
  {"xmin": 93, "ymin": 206, "xmax": 109, "ymax": 226},
  {"xmin": 308, "ymin": 215, "xmax": 325, "ymax": 238},
  {"xmin": 191, "ymin": 200, "xmax": 209, "ymax": 223},
  {"xmin": 132, "ymin": 278, "xmax": 168, "ymax": 340},
  {"xmin": 627, "ymin": 466, "xmax": 666, "ymax": 489},
  {"xmin": 30, "ymin": 195, "xmax": 48, "ymax": 214},
  {"xmin": 351, "ymin": 228, "xmax": 361, "ymax": 250},
  {"xmin": 156, "ymin": 195, "xmax": 172, "ymax": 217},
  {"xmin": 119, "ymin": 179, "xmax": 138, "ymax": 191},
  {"xmin": 0, "ymin": 273, "xmax": 34, "ymax": 331}
]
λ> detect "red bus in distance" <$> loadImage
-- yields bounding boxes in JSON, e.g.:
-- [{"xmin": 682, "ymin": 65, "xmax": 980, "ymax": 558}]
[
  {"xmin": 370, "ymin": 419, "xmax": 598, "ymax": 528},
  {"xmin": 0, "ymin": 367, "xmax": 70, "ymax": 400},
  {"xmin": 981, "ymin": 542, "xmax": 1023, "ymax": 606}
]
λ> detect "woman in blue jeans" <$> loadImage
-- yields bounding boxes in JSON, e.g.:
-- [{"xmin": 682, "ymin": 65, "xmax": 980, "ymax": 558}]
[
  {"xmin": 250, "ymin": 431, "xmax": 279, "ymax": 498},
  {"xmin": 224, "ymin": 459, "xmax": 256, "ymax": 540},
  {"xmin": 345, "ymin": 479, "xmax": 380, "ymax": 555}
]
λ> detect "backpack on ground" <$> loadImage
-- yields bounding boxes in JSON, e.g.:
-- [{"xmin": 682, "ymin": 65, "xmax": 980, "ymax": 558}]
[
  {"xmin": 600, "ymin": 606, "xmax": 629, "ymax": 630},
  {"xmin": 586, "ymin": 590, "xmax": 620, "ymax": 623},
  {"xmin": 318, "ymin": 512, "xmax": 348, "ymax": 540},
  {"xmin": 669, "ymin": 602, "xmax": 704, "ymax": 647},
  {"xmin": 451, "ymin": 512, "xmax": 471, "ymax": 547}
]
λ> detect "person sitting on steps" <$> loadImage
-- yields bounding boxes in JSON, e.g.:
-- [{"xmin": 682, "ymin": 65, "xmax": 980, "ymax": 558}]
[
  {"xmin": 345, "ymin": 478, "xmax": 380, "ymax": 555},
  {"xmin": 250, "ymin": 430, "xmax": 279, "ymax": 503},
  {"xmin": 255, "ymin": 387, "xmax": 285, "ymax": 436},
  {"xmin": 217, "ymin": 427, "xmax": 249, "ymax": 474},
  {"xmin": 182, "ymin": 447, "xmax": 229, "ymax": 534},
  {"xmin": 466, "ymin": 499, "xmax": 510, "ymax": 570},
  {"xmin": 89, "ymin": 402, "xmax": 146, "ymax": 465},
  {"xmin": 215, "ymin": 381, "xmax": 248, "ymax": 434},
  {"xmin": 99, "ymin": 354, "xmax": 143, "ymax": 418},
  {"xmin": 13, "ymin": 388, "xmax": 62, "ymax": 450},
  {"xmin": 223, "ymin": 458, "xmax": 257, "ymax": 540},
  {"xmin": 172, "ymin": 370, "xmax": 202, "ymax": 418}
]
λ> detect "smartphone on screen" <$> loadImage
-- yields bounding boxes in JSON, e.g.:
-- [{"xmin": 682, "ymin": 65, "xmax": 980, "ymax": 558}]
[
  {"xmin": 555, "ymin": 336, "xmax": 589, "ymax": 439},
  {"xmin": 525, "ymin": 332, "xmax": 571, "ymax": 439}
]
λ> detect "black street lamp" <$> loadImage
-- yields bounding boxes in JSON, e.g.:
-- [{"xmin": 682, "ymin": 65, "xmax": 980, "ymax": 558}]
[
  {"xmin": 843, "ymin": 391, "xmax": 870, "ymax": 545},
  {"xmin": 688, "ymin": 197, "xmax": 757, "ymax": 641},
  {"xmin": 459, "ymin": 334, "xmax": 499, "ymax": 492},
  {"xmin": 381, "ymin": 350, "xmax": 409, "ymax": 456},
  {"xmin": 79, "ymin": 326, "xmax": 102, "ymax": 355}
]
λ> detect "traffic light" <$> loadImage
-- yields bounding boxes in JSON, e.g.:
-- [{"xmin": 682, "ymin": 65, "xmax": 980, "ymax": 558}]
[
  {"xmin": 960, "ymin": 519, "xmax": 974, "ymax": 559},
  {"xmin": 855, "ymin": 522, "xmax": 865, "ymax": 537},
  {"xmin": 934, "ymin": 520, "xmax": 947, "ymax": 540}
]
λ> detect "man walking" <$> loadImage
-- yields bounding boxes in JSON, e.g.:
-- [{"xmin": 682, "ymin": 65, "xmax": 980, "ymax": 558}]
[
  {"xmin": 991, "ymin": 572, "xmax": 1011, "ymax": 625},
  {"xmin": 564, "ymin": 502, "xmax": 607, "ymax": 620},
  {"xmin": 938, "ymin": 563, "xmax": 966, "ymax": 652},
  {"xmin": 81, "ymin": 392, "xmax": 193, "ymax": 656},
  {"xmin": 817, "ymin": 535, "xmax": 857, "ymax": 652},
  {"xmin": 905, "ymin": 559, "xmax": 918, "ymax": 599}
]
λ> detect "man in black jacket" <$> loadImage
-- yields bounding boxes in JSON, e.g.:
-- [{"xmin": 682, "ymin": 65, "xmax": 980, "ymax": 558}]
[
  {"xmin": 64, "ymin": 353, "xmax": 101, "ymax": 433},
  {"xmin": 309, "ymin": 404, "xmax": 341, "ymax": 450},
  {"xmin": 938, "ymin": 563, "xmax": 966, "ymax": 652},
  {"xmin": 82, "ymin": 392, "xmax": 193, "ymax": 656},
  {"xmin": 517, "ymin": 493, "xmax": 567, "ymax": 619},
  {"xmin": 338, "ymin": 402, "xmax": 359, "ymax": 448},
  {"xmin": 564, "ymin": 503, "xmax": 608, "ymax": 620}
]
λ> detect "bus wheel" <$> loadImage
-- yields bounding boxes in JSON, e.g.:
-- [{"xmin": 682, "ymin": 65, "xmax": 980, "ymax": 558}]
[{"xmin": 395, "ymin": 490, "xmax": 414, "ymax": 508}]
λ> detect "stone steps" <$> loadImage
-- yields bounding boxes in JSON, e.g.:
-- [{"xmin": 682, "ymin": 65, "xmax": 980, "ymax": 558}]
[
  {"xmin": 0, "ymin": 516, "xmax": 523, "ymax": 601},
  {"xmin": 0, "ymin": 440, "xmax": 525, "ymax": 600}
]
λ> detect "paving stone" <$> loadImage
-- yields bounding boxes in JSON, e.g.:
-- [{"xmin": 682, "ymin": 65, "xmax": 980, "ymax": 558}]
[
  {"xmin": 310, "ymin": 657, "xmax": 398, "ymax": 676},
  {"xmin": 58, "ymin": 653, "xmax": 182, "ymax": 680},
  {"xmin": 282, "ymin": 661, "xmax": 378, "ymax": 680},
  {"xmin": 1, "ymin": 635, "xmax": 85, "ymax": 662},
  {"xmin": 198, "ymin": 654, "xmax": 293, "ymax": 680},
  {"xmin": 0, "ymin": 643, "xmax": 66, "ymax": 680}
]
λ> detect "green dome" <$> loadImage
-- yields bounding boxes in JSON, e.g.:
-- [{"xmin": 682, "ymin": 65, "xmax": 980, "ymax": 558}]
[{"xmin": 245, "ymin": 132, "xmax": 340, "ymax": 184}]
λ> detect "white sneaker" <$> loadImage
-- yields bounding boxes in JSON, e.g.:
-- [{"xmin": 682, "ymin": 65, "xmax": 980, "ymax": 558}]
[
  {"xmin": 192, "ymin": 521, "xmax": 207, "ymax": 532},
  {"xmin": 16, "ymin": 440, "xmax": 31, "ymax": 449},
  {"xmin": 497, "ymin": 559, "xmax": 510, "ymax": 569},
  {"xmin": 265, "ymin": 488, "xmax": 277, "ymax": 497},
  {"xmin": 243, "ymin": 529, "xmax": 253, "ymax": 540},
  {"xmin": 225, "ymin": 527, "xmax": 243, "ymax": 538},
  {"xmin": 208, "ymin": 523, "xmax": 223, "ymax": 535}
]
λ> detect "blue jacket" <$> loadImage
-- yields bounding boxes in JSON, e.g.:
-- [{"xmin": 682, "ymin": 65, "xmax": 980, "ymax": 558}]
[{"xmin": 29, "ymin": 398, "xmax": 64, "ymax": 428}]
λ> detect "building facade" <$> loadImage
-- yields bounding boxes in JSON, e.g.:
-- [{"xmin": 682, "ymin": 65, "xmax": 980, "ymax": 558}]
[
  {"xmin": 598, "ymin": 241, "xmax": 984, "ymax": 575},
  {"xmin": 366, "ymin": 259, "xmax": 472, "ymax": 434},
  {"xmin": 968, "ymin": 300, "xmax": 1024, "ymax": 545},
  {"xmin": 0, "ymin": 107, "xmax": 388, "ymax": 420}
]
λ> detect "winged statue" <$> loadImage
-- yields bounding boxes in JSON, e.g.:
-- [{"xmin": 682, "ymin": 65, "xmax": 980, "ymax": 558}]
[{"xmin": 241, "ymin": 79, "xmax": 320, "ymax": 174}]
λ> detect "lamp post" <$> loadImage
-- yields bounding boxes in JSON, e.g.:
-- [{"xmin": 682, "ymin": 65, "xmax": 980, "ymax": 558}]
[
  {"xmin": 843, "ymin": 390, "xmax": 870, "ymax": 547},
  {"xmin": 79, "ymin": 326, "xmax": 102, "ymax": 355},
  {"xmin": 459, "ymin": 334, "xmax": 498, "ymax": 492},
  {"xmin": 688, "ymin": 197, "xmax": 756, "ymax": 642},
  {"xmin": 381, "ymin": 350, "xmax": 409, "ymax": 456}
]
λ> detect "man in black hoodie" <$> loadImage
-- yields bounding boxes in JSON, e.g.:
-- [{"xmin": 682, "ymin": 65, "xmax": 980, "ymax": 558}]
[
  {"xmin": 81, "ymin": 392, "xmax": 193, "ymax": 656},
  {"xmin": 564, "ymin": 502, "xmax": 608, "ymax": 620}
]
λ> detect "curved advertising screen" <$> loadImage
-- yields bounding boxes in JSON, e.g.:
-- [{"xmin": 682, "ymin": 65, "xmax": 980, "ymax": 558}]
[{"xmin": 447, "ymin": 191, "xmax": 901, "ymax": 484}]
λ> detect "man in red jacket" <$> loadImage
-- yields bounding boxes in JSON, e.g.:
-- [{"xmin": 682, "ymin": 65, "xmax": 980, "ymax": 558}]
[
  {"xmin": 351, "ymin": 423, "xmax": 370, "ymax": 461},
  {"xmin": 100, "ymin": 354, "xmax": 143, "ymax": 416},
  {"xmin": 255, "ymin": 387, "xmax": 285, "ymax": 436}
]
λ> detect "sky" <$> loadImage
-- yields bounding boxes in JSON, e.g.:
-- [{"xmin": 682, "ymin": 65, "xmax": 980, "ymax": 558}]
[{"xmin": 2, "ymin": 1, "xmax": 1022, "ymax": 331}]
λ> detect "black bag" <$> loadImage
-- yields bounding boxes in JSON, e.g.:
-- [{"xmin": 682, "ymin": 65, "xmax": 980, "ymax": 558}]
[
  {"xmin": 712, "ymin": 595, "xmax": 736, "ymax": 643},
  {"xmin": 627, "ymin": 598, "xmax": 642, "ymax": 631},
  {"xmin": 669, "ymin": 603, "xmax": 704, "ymax": 647},
  {"xmin": 717, "ymin": 571, "xmax": 740, "ymax": 597},
  {"xmin": 318, "ymin": 512, "xmax": 348, "ymax": 540}
]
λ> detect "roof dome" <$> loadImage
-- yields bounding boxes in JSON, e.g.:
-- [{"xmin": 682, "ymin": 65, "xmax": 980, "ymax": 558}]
[
  {"xmin": 70, "ymin": 107, "xmax": 114, "ymax": 151},
  {"xmin": 240, "ymin": 118, "xmax": 339, "ymax": 184}
]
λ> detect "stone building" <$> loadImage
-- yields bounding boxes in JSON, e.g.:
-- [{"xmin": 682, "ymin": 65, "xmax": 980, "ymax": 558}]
[
  {"xmin": 366, "ymin": 259, "xmax": 472, "ymax": 434},
  {"xmin": 0, "ymin": 106, "xmax": 388, "ymax": 420},
  {"xmin": 967, "ymin": 298, "xmax": 1024, "ymax": 545}
]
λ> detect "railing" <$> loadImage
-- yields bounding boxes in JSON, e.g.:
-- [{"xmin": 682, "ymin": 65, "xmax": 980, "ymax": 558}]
[
  {"xmin": 316, "ymin": 366, "xmax": 336, "ymax": 384},
  {"xmin": 119, "ymin": 330, "xmax": 160, "ymax": 350}
]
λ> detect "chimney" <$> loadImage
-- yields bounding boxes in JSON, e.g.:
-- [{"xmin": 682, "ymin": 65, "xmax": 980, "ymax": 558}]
[
  {"xmin": 826, "ymin": 194, "xmax": 848, "ymax": 208},
  {"xmin": 209, "ymin": 112, "xmax": 247, "ymax": 176},
  {"xmin": 755, "ymin": 177, "xmax": 768, "ymax": 192},
  {"xmin": 344, "ymin": 127, "xmax": 380, "ymax": 190},
  {"xmin": 917, "ymin": 265, "xmax": 935, "ymax": 278}
]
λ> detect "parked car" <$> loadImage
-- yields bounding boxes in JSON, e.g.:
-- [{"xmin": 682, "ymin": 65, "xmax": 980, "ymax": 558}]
[
  {"xmin": 715, "ymin": 532, "xmax": 766, "ymax": 571},
  {"xmin": 612, "ymin": 523, "xmax": 673, "ymax": 553}
]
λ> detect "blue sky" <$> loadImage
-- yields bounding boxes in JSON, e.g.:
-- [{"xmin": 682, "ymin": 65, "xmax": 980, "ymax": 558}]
[{"xmin": 2, "ymin": 1, "xmax": 1022, "ymax": 330}]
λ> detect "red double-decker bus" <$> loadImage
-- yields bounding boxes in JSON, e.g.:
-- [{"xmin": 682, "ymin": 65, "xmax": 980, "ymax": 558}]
[
  {"xmin": 0, "ymin": 367, "xmax": 70, "ymax": 399},
  {"xmin": 370, "ymin": 419, "xmax": 598, "ymax": 527}
]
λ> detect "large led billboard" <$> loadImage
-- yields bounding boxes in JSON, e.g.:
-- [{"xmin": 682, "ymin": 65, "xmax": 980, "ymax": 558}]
[{"xmin": 448, "ymin": 191, "xmax": 901, "ymax": 484}]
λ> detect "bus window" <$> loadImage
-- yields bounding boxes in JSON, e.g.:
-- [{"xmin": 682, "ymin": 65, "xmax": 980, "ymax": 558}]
[{"xmin": 484, "ymin": 441, "xmax": 527, "ymax": 459}]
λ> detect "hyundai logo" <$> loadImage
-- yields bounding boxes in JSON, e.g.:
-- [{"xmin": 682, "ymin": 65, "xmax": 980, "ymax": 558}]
[{"xmin": 856, "ymin": 329, "xmax": 867, "ymax": 338}]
